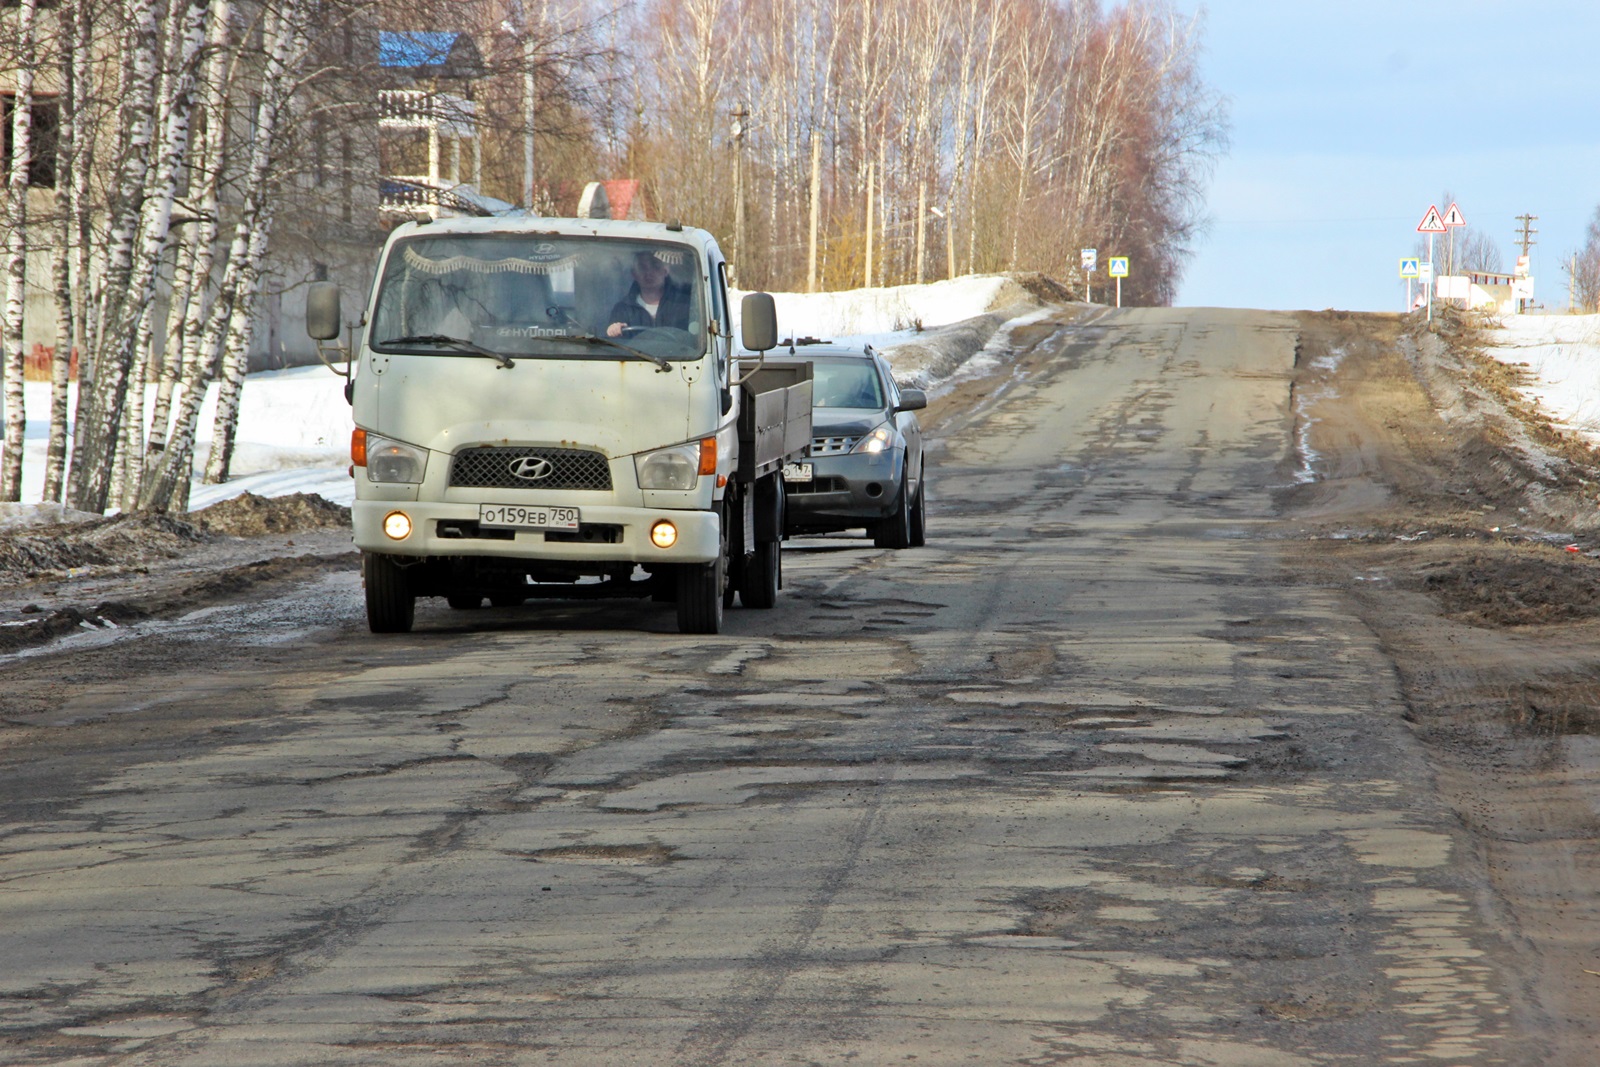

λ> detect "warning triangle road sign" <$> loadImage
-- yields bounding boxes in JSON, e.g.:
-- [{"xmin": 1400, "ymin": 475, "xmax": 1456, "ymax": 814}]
[
  {"xmin": 1442, "ymin": 202, "xmax": 1466, "ymax": 228},
  {"xmin": 1417, "ymin": 205, "xmax": 1447, "ymax": 233}
]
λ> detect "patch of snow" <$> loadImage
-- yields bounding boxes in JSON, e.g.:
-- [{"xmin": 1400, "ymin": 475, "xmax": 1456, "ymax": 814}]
[{"xmin": 1480, "ymin": 313, "xmax": 1600, "ymax": 446}]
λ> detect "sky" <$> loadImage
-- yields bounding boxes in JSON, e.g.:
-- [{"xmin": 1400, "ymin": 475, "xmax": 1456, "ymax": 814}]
[{"xmin": 1171, "ymin": 1, "xmax": 1600, "ymax": 313}]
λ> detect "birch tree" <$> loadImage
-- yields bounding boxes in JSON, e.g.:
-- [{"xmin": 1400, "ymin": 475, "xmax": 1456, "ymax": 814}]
[
  {"xmin": 1, "ymin": 0, "xmax": 38, "ymax": 501},
  {"xmin": 201, "ymin": 0, "xmax": 314, "ymax": 488}
]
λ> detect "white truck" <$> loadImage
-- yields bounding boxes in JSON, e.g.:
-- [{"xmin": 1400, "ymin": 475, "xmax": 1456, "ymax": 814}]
[{"xmin": 306, "ymin": 215, "xmax": 811, "ymax": 635}]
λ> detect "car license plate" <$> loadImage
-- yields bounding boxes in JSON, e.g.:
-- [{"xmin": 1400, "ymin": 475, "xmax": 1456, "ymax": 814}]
[
  {"xmin": 478, "ymin": 504, "xmax": 580, "ymax": 530},
  {"xmin": 782, "ymin": 462, "xmax": 813, "ymax": 483}
]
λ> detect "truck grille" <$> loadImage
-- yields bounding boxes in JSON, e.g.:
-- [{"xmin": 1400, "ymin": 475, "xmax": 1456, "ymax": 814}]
[
  {"xmin": 449, "ymin": 446, "xmax": 613, "ymax": 491},
  {"xmin": 809, "ymin": 435, "xmax": 860, "ymax": 456}
]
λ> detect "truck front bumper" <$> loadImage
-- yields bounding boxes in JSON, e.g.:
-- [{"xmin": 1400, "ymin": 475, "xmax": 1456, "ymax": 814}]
[{"xmin": 352, "ymin": 500, "xmax": 722, "ymax": 566}]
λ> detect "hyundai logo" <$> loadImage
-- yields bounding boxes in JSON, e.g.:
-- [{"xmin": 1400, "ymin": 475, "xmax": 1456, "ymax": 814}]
[{"xmin": 509, "ymin": 456, "xmax": 555, "ymax": 480}]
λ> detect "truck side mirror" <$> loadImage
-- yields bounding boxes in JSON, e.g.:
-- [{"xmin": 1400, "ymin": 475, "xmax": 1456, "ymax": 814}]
[
  {"xmin": 306, "ymin": 281, "xmax": 342, "ymax": 341},
  {"xmin": 740, "ymin": 292, "xmax": 777, "ymax": 353}
]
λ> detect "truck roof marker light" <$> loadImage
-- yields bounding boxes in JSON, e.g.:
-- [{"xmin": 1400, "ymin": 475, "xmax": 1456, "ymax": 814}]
[
  {"xmin": 351, "ymin": 428, "xmax": 368, "ymax": 466},
  {"xmin": 650, "ymin": 520, "xmax": 678, "ymax": 549},
  {"xmin": 698, "ymin": 438, "xmax": 717, "ymax": 476},
  {"xmin": 383, "ymin": 511, "xmax": 413, "ymax": 540}
]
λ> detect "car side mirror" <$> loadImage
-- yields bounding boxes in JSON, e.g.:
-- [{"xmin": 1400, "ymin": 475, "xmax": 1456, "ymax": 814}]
[
  {"xmin": 896, "ymin": 387, "xmax": 927, "ymax": 412},
  {"xmin": 740, "ymin": 292, "xmax": 777, "ymax": 353},
  {"xmin": 306, "ymin": 281, "xmax": 342, "ymax": 341}
]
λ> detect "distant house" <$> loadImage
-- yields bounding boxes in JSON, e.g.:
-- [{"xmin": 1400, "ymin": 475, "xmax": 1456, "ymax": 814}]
[
  {"xmin": 377, "ymin": 31, "xmax": 491, "ymax": 220},
  {"xmin": 1437, "ymin": 270, "xmax": 1535, "ymax": 315}
]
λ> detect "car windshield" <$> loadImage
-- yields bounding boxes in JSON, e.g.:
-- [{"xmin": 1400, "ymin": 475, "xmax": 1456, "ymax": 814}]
[
  {"xmin": 811, "ymin": 360, "xmax": 885, "ymax": 409},
  {"xmin": 369, "ymin": 235, "xmax": 706, "ymax": 361}
]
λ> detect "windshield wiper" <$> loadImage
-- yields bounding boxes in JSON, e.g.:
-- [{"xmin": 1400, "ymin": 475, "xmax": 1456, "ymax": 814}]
[
  {"xmin": 566, "ymin": 332, "xmax": 673, "ymax": 372},
  {"xmin": 376, "ymin": 334, "xmax": 514, "ymax": 369}
]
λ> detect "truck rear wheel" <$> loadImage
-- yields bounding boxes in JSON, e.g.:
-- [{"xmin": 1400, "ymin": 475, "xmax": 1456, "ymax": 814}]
[
  {"xmin": 363, "ymin": 552, "xmax": 415, "ymax": 633},
  {"xmin": 741, "ymin": 538, "xmax": 780, "ymax": 608}
]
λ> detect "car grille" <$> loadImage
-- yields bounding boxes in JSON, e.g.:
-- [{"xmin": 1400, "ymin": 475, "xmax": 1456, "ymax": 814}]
[
  {"xmin": 786, "ymin": 476, "xmax": 847, "ymax": 495},
  {"xmin": 809, "ymin": 435, "xmax": 861, "ymax": 456},
  {"xmin": 449, "ymin": 446, "xmax": 613, "ymax": 491}
]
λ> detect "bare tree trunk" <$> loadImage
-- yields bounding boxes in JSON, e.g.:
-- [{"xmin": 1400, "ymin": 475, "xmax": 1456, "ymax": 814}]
[
  {"xmin": 144, "ymin": 0, "xmax": 233, "ymax": 489},
  {"xmin": 65, "ymin": 0, "xmax": 208, "ymax": 513},
  {"xmin": 194, "ymin": 0, "xmax": 309, "ymax": 490},
  {"xmin": 44, "ymin": 226, "xmax": 73, "ymax": 504},
  {"xmin": 2, "ymin": 0, "xmax": 39, "ymax": 502}
]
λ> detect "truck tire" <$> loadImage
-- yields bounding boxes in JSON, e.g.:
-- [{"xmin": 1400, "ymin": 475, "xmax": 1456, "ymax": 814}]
[
  {"xmin": 873, "ymin": 478, "xmax": 913, "ymax": 550},
  {"xmin": 741, "ymin": 538, "xmax": 780, "ymax": 608},
  {"xmin": 677, "ymin": 558, "xmax": 724, "ymax": 633},
  {"xmin": 364, "ymin": 552, "xmax": 416, "ymax": 633},
  {"xmin": 677, "ymin": 511, "xmax": 727, "ymax": 633}
]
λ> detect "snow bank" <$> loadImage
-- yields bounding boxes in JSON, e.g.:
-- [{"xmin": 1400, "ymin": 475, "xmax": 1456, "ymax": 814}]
[{"xmin": 1479, "ymin": 313, "xmax": 1600, "ymax": 446}]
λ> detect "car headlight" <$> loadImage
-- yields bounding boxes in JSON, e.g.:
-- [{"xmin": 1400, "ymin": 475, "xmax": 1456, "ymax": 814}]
[
  {"xmin": 850, "ymin": 423, "xmax": 896, "ymax": 455},
  {"xmin": 365, "ymin": 434, "xmax": 428, "ymax": 483},
  {"xmin": 635, "ymin": 439, "xmax": 712, "ymax": 490}
]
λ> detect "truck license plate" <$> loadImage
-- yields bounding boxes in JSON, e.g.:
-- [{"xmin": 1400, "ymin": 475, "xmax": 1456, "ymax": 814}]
[
  {"xmin": 478, "ymin": 504, "xmax": 580, "ymax": 530},
  {"xmin": 782, "ymin": 462, "xmax": 813, "ymax": 483}
]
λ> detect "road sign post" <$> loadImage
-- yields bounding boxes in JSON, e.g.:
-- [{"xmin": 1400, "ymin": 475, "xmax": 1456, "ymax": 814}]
[
  {"xmin": 1417, "ymin": 205, "xmax": 1447, "ymax": 322},
  {"xmin": 1442, "ymin": 202, "xmax": 1466, "ymax": 282},
  {"xmin": 1399, "ymin": 257, "xmax": 1420, "ymax": 312},
  {"xmin": 1081, "ymin": 248, "xmax": 1097, "ymax": 304},
  {"xmin": 1108, "ymin": 256, "xmax": 1129, "ymax": 308}
]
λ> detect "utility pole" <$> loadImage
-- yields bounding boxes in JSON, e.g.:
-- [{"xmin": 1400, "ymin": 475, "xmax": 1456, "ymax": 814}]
[
  {"xmin": 731, "ymin": 104, "xmax": 748, "ymax": 288},
  {"xmin": 807, "ymin": 132, "xmax": 820, "ymax": 293},
  {"xmin": 1514, "ymin": 214, "xmax": 1537, "ymax": 313},
  {"xmin": 863, "ymin": 161, "xmax": 873, "ymax": 290},
  {"xmin": 1514, "ymin": 213, "xmax": 1538, "ymax": 259},
  {"xmin": 915, "ymin": 183, "xmax": 926, "ymax": 285}
]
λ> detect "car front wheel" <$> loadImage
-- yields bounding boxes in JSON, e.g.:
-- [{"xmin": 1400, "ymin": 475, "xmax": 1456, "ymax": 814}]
[
  {"xmin": 872, "ymin": 478, "xmax": 913, "ymax": 550},
  {"xmin": 908, "ymin": 482, "xmax": 926, "ymax": 547}
]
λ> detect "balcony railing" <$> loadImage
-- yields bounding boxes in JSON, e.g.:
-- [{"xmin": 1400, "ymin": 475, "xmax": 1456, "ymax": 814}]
[
  {"xmin": 379, "ymin": 176, "xmax": 490, "ymax": 219},
  {"xmin": 378, "ymin": 89, "xmax": 477, "ymax": 139}
]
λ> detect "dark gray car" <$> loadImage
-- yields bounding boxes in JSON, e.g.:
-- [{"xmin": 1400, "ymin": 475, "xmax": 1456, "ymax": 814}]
[{"xmin": 759, "ymin": 343, "xmax": 926, "ymax": 548}]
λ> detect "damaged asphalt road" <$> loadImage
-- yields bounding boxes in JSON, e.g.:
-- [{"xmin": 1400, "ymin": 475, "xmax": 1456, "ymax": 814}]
[{"xmin": 2, "ymin": 307, "xmax": 1599, "ymax": 1065}]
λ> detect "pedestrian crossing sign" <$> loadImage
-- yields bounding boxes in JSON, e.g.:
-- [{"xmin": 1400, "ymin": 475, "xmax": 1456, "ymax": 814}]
[
  {"xmin": 1109, "ymin": 257, "xmax": 1129, "ymax": 278},
  {"xmin": 1399, "ymin": 257, "xmax": 1420, "ymax": 278}
]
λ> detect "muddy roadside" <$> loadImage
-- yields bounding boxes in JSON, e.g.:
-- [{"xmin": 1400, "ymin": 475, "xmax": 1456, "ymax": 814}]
[
  {"xmin": 1279, "ymin": 308, "xmax": 1600, "ymax": 1059},
  {"xmin": 0, "ymin": 492, "xmax": 357, "ymax": 655}
]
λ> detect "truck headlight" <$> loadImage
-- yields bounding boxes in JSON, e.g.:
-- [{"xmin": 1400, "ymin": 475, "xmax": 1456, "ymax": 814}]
[
  {"xmin": 850, "ymin": 423, "xmax": 896, "ymax": 455},
  {"xmin": 635, "ymin": 440, "xmax": 711, "ymax": 491},
  {"xmin": 366, "ymin": 435, "xmax": 428, "ymax": 484}
]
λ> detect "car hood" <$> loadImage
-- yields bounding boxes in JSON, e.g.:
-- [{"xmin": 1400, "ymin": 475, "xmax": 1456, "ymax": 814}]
[{"xmin": 810, "ymin": 408, "xmax": 887, "ymax": 436}]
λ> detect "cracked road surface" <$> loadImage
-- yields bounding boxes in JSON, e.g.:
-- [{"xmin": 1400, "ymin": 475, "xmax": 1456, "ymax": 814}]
[{"xmin": 0, "ymin": 307, "xmax": 1579, "ymax": 1064}]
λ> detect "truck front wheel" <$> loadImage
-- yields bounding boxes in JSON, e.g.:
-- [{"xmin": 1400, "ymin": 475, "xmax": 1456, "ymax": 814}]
[
  {"xmin": 676, "ymin": 511, "xmax": 727, "ymax": 634},
  {"xmin": 363, "ymin": 552, "xmax": 416, "ymax": 633}
]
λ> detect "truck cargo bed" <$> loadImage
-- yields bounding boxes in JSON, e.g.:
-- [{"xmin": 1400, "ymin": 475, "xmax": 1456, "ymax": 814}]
[{"xmin": 737, "ymin": 362, "xmax": 814, "ymax": 482}]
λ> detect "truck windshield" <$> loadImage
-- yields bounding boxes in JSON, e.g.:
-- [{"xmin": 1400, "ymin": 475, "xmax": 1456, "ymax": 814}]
[{"xmin": 370, "ymin": 235, "xmax": 707, "ymax": 362}]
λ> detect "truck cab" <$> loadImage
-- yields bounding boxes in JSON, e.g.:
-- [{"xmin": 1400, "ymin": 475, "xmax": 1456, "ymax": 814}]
[{"xmin": 308, "ymin": 215, "xmax": 810, "ymax": 634}]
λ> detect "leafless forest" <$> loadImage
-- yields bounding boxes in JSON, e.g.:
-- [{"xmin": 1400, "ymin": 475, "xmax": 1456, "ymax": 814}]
[{"xmin": 0, "ymin": 0, "xmax": 1227, "ymax": 514}]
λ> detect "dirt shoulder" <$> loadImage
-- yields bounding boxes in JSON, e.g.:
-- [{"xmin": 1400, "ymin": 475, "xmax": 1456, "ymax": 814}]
[
  {"xmin": 1279, "ymin": 309, "xmax": 1600, "ymax": 1060},
  {"xmin": 0, "ymin": 492, "xmax": 356, "ymax": 655}
]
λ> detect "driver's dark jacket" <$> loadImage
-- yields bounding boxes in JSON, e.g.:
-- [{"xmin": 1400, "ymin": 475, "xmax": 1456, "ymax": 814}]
[{"xmin": 606, "ymin": 280, "xmax": 692, "ymax": 332}]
